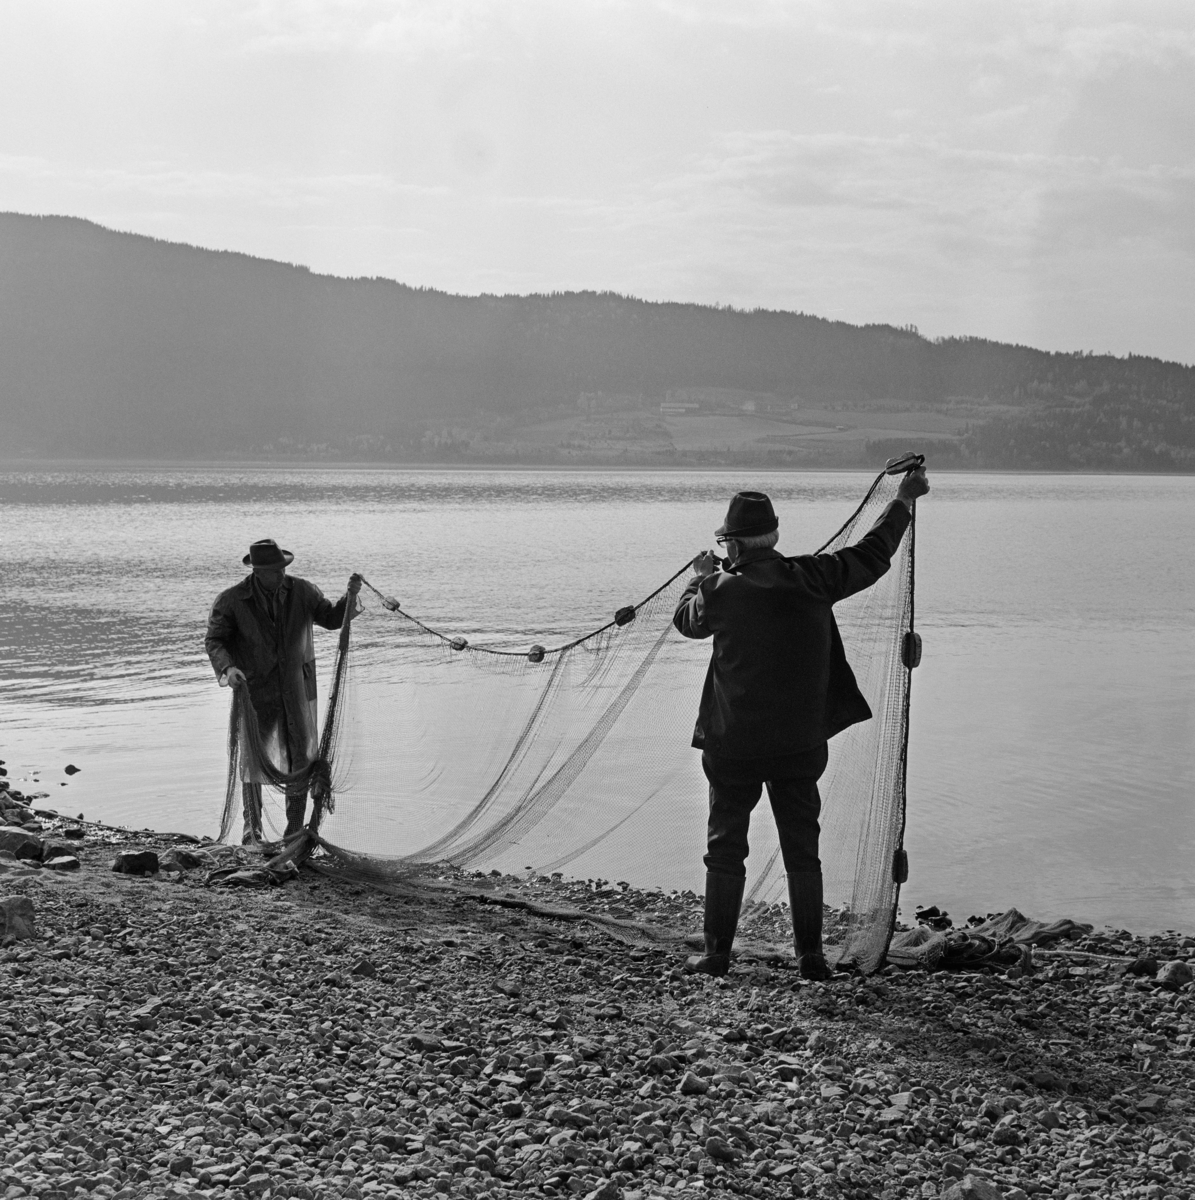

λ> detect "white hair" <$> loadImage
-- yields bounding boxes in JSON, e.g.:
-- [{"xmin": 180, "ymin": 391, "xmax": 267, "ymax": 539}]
[{"xmin": 731, "ymin": 530, "xmax": 779, "ymax": 551}]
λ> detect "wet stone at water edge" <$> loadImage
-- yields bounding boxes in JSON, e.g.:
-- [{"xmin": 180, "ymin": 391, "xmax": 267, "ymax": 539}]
[{"xmin": 0, "ymin": 814, "xmax": 1193, "ymax": 1199}]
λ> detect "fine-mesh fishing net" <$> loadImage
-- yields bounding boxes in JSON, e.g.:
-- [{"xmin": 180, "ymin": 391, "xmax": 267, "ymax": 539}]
[{"xmin": 220, "ymin": 467, "xmax": 917, "ymax": 973}]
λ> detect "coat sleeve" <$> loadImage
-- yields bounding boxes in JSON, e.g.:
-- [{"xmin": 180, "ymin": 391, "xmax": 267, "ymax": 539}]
[
  {"xmin": 673, "ymin": 576, "xmax": 714, "ymax": 640},
  {"xmin": 204, "ymin": 593, "xmax": 237, "ymax": 679},
  {"xmin": 805, "ymin": 500, "xmax": 912, "ymax": 604},
  {"xmin": 307, "ymin": 582, "xmax": 349, "ymax": 631}
]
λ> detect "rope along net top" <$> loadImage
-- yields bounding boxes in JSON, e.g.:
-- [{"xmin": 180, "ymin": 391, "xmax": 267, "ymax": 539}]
[{"xmin": 220, "ymin": 466, "xmax": 918, "ymax": 974}]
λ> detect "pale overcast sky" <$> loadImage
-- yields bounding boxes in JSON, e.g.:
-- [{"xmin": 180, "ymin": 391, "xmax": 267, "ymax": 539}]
[{"xmin": 2, "ymin": 0, "xmax": 1192, "ymax": 361}]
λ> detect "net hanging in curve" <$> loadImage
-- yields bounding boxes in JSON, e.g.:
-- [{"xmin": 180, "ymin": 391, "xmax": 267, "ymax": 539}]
[{"xmin": 220, "ymin": 466, "xmax": 919, "ymax": 974}]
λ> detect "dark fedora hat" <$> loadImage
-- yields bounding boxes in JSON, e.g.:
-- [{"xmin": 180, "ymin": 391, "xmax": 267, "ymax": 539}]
[
  {"xmin": 243, "ymin": 538, "xmax": 295, "ymax": 567},
  {"xmin": 716, "ymin": 491, "xmax": 779, "ymax": 539}
]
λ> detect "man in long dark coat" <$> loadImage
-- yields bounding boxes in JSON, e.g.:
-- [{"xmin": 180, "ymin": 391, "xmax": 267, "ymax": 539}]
[
  {"xmin": 205, "ymin": 539, "xmax": 361, "ymax": 843},
  {"xmin": 674, "ymin": 469, "xmax": 928, "ymax": 979}
]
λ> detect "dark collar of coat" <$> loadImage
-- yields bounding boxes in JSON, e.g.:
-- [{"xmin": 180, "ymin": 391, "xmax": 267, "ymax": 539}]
[
  {"xmin": 723, "ymin": 547, "xmax": 783, "ymax": 574},
  {"xmin": 233, "ymin": 573, "xmax": 294, "ymax": 599}
]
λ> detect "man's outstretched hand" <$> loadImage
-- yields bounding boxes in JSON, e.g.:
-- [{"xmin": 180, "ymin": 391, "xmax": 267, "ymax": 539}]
[
  {"xmin": 348, "ymin": 573, "xmax": 363, "ymax": 595},
  {"xmin": 692, "ymin": 550, "xmax": 721, "ymax": 579},
  {"xmin": 896, "ymin": 466, "xmax": 930, "ymax": 508},
  {"xmin": 222, "ymin": 666, "xmax": 247, "ymax": 689}
]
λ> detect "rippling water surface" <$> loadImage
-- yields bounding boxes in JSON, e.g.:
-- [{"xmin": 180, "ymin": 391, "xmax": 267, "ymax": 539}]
[{"xmin": 1, "ymin": 466, "xmax": 1192, "ymax": 931}]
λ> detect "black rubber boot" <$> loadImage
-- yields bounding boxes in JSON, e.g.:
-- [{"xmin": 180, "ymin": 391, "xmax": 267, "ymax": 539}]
[
  {"xmin": 241, "ymin": 783, "xmax": 263, "ymax": 844},
  {"xmin": 787, "ymin": 870, "xmax": 834, "ymax": 980},
  {"xmin": 684, "ymin": 872, "xmax": 746, "ymax": 977},
  {"xmin": 283, "ymin": 788, "xmax": 308, "ymax": 839}
]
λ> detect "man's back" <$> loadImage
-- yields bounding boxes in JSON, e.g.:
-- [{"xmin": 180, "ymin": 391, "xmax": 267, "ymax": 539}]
[{"xmin": 674, "ymin": 500, "xmax": 911, "ymax": 757}]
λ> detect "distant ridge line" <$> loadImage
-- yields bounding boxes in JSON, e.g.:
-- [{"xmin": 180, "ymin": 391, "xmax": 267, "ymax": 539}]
[{"xmin": 1, "ymin": 211, "xmax": 1191, "ymax": 470}]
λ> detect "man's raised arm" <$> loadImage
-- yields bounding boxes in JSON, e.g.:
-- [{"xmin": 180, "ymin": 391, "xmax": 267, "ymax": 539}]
[
  {"xmin": 673, "ymin": 552, "xmax": 719, "ymax": 640},
  {"xmin": 806, "ymin": 467, "xmax": 929, "ymax": 604},
  {"xmin": 309, "ymin": 573, "xmax": 364, "ymax": 630}
]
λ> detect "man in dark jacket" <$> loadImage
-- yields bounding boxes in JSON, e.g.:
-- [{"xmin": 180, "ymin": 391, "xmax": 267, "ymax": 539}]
[
  {"xmin": 205, "ymin": 539, "xmax": 361, "ymax": 843},
  {"xmin": 674, "ymin": 469, "xmax": 928, "ymax": 978}
]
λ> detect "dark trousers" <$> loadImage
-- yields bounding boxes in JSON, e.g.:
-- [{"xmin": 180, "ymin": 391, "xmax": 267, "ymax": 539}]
[
  {"xmin": 702, "ymin": 743, "xmax": 829, "ymax": 879},
  {"xmin": 242, "ymin": 783, "xmax": 308, "ymax": 842}
]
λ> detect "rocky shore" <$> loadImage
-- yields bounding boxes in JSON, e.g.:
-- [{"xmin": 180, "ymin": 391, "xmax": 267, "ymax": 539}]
[{"xmin": 2, "ymin": 780, "xmax": 1195, "ymax": 1200}]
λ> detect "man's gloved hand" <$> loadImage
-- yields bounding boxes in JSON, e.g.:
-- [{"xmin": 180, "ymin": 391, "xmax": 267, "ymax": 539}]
[
  {"xmin": 692, "ymin": 550, "xmax": 721, "ymax": 579},
  {"xmin": 896, "ymin": 466, "xmax": 930, "ymax": 508},
  {"xmin": 222, "ymin": 666, "xmax": 247, "ymax": 689},
  {"xmin": 348, "ymin": 573, "xmax": 363, "ymax": 595}
]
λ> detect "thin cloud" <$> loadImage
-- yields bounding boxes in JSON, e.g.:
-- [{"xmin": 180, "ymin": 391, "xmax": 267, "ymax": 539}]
[
  {"xmin": 0, "ymin": 155, "xmax": 448, "ymax": 207},
  {"xmin": 0, "ymin": 0, "xmax": 1193, "ymax": 357}
]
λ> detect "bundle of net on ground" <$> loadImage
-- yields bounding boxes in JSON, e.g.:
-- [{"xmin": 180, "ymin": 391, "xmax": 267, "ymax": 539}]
[{"xmin": 219, "ymin": 466, "xmax": 918, "ymax": 974}]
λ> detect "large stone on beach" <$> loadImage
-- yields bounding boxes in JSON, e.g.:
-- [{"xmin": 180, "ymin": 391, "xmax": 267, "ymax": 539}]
[
  {"xmin": 0, "ymin": 825, "xmax": 43, "ymax": 859},
  {"xmin": 1126, "ymin": 955, "xmax": 1158, "ymax": 977},
  {"xmin": 704, "ymin": 1136, "xmax": 738, "ymax": 1163},
  {"xmin": 991, "ymin": 1114, "xmax": 1023, "ymax": 1145},
  {"xmin": 43, "ymin": 855, "xmax": 80, "ymax": 872},
  {"xmin": 0, "ymin": 896, "xmax": 37, "ymax": 942},
  {"xmin": 1156, "ymin": 960, "xmax": 1194, "ymax": 990},
  {"xmin": 679, "ymin": 1070, "xmax": 709, "ymax": 1095},
  {"xmin": 112, "ymin": 849, "xmax": 159, "ymax": 875}
]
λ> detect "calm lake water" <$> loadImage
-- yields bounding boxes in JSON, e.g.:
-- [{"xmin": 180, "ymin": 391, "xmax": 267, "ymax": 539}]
[{"xmin": 1, "ymin": 466, "xmax": 1193, "ymax": 933}]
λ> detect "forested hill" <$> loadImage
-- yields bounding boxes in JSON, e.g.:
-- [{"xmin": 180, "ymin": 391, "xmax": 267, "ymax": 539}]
[{"xmin": 1, "ymin": 212, "xmax": 1192, "ymax": 470}]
